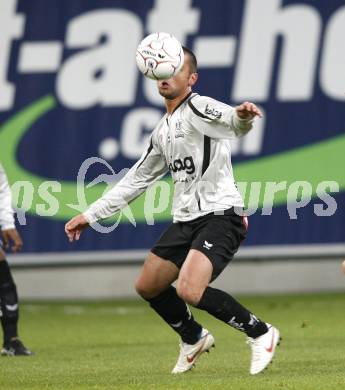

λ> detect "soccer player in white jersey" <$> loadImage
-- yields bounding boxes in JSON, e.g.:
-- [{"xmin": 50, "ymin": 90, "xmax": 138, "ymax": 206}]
[
  {"xmin": 65, "ymin": 47, "xmax": 280, "ymax": 375},
  {"xmin": 0, "ymin": 164, "xmax": 33, "ymax": 356}
]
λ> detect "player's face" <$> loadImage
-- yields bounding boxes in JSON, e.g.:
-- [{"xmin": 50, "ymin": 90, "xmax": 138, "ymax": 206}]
[{"xmin": 157, "ymin": 56, "xmax": 197, "ymax": 100}]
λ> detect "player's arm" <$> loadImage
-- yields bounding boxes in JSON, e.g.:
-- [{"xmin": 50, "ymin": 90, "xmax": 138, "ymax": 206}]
[
  {"xmin": 0, "ymin": 165, "xmax": 23, "ymax": 253},
  {"xmin": 65, "ymin": 135, "xmax": 168, "ymax": 242},
  {"xmin": 186, "ymin": 95, "xmax": 262, "ymax": 139}
]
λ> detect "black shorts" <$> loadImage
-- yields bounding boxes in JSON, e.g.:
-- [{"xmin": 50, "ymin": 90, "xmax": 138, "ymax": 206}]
[{"xmin": 151, "ymin": 208, "xmax": 247, "ymax": 281}]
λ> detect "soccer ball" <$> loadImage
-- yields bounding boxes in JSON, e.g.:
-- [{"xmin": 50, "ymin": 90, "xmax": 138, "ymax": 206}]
[{"xmin": 136, "ymin": 32, "xmax": 184, "ymax": 80}]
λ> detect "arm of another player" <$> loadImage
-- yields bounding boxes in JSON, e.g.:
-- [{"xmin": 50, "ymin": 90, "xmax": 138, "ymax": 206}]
[
  {"xmin": 65, "ymin": 134, "xmax": 168, "ymax": 242},
  {"xmin": 1, "ymin": 228, "xmax": 23, "ymax": 253},
  {"xmin": 0, "ymin": 164, "xmax": 23, "ymax": 253}
]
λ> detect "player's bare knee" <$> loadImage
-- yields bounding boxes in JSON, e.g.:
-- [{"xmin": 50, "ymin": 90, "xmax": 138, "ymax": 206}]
[
  {"xmin": 134, "ymin": 277, "xmax": 161, "ymax": 299},
  {"xmin": 134, "ymin": 278, "xmax": 151, "ymax": 298},
  {"xmin": 176, "ymin": 279, "xmax": 203, "ymax": 306}
]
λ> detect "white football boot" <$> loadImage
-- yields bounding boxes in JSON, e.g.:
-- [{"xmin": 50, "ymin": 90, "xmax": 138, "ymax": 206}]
[
  {"xmin": 171, "ymin": 328, "xmax": 215, "ymax": 374},
  {"xmin": 247, "ymin": 323, "xmax": 280, "ymax": 375}
]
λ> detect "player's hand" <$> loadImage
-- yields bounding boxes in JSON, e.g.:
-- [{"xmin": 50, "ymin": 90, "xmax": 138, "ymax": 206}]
[
  {"xmin": 1, "ymin": 228, "xmax": 23, "ymax": 253},
  {"xmin": 235, "ymin": 102, "xmax": 263, "ymax": 119},
  {"xmin": 65, "ymin": 214, "xmax": 89, "ymax": 242}
]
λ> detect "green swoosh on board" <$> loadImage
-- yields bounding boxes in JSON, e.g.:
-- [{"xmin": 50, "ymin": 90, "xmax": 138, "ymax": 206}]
[{"xmin": 0, "ymin": 95, "xmax": 344, "ymax": 223}]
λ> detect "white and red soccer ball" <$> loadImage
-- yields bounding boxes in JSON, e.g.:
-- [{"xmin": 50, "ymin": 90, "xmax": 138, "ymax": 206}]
[{"xmin": 136, "ymin": 32, "xmax": 184, "ymax": 80}]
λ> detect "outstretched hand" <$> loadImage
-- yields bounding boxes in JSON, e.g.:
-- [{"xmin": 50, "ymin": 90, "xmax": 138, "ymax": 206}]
[
  {"xmin": 65, "ymin": 214, "xmax": 89, "ymax": 242},
  {"xmin": 235, "ymin": 102, "xmax": 263, "ymax": 120}
]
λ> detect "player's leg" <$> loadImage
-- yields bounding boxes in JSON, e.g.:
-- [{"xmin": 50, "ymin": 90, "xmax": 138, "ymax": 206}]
[
  {"xmin": 136, "ymin": 252, "xmax": 215, "ymax": 375},
  {"xmin": 135, "ymin": 251, "xmax": 179, "ymax": 299},
  {"xmin": 177, "ymin": 249, "xmax": 268, "ymax": 337},
  {"xmin": 177, "ymin": 249, "xmax": 279, "ymax": 374},
  {"xmin": 135, "ymin": 251, "xmax": 203, "ymax": 345},
  {"xmin": 137, "ymin": 222, "xmax": 215, "ymax": 374},
  {"xmin": 0, "ymin": 249, "xmax": 32, "ymax": 356},
  {"xmin": 176, "ymin": 208, "xmax": 280, "ymax": 374}
]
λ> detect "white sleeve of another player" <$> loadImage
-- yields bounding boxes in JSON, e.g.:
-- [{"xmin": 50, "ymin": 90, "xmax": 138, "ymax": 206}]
[
  {"xmin": 0, "ymin": 164, "xmax": 16, "ymax": 230},
  {"xmin": 83, "ymin": 134, "xmax": 168, "ymax": 224},
  {"xmin": 186, "ymin": 95, "xmax": 253, "ymax": 139}
]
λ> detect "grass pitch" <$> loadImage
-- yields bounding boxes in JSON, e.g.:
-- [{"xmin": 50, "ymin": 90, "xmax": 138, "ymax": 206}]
[{"xmin": 1, "ymin": 292, "xmax": 345, "ymax": 389}]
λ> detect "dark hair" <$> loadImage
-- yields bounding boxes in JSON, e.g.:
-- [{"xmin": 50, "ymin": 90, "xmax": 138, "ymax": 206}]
[{"xmin": 182, "ymin": 46, "xmax": 198, "ymax": 74}]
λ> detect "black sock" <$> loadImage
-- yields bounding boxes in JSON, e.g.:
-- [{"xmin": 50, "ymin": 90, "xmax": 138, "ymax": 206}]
[
  {"xmin": 0, "ymin": 260, "xmax": 19, "ymax": 344},
  {"xmin": 197, "ymin": 287, "xmax": 268, "ymax": 338},
  {"xmin": 146, "ymin": 286, "xmax": 202, "ymax": 344}
]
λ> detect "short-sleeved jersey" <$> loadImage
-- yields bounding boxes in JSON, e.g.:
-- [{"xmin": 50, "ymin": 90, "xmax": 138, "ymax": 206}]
[{"xmin": 84, "ymin": 92, "xmax": 253, "ymax": 223}]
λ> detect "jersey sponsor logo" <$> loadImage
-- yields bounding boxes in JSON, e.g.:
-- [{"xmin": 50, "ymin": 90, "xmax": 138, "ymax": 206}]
[
  {"xmin": 204, "ymin": 104, "xmax": 222, "ymax": 119},
  {"xmin": 168, "ymin": 156, "xmax": 195, "ymax": 174}
]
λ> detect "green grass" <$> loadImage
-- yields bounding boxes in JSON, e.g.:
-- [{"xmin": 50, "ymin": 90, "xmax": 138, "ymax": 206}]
[{"xmin": 1, "ymin": 293, "xmax": 345, "ymax": 389}]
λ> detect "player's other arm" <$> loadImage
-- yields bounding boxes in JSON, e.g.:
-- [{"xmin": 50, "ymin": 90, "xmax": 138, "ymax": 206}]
[
  {"xmin": 187, "ymin": 95, "xmax": 262, "ymax": 139},
  {"xmin": 65, "ymin": 135, "xmax": 168, "ymax": 242},
  {"xmin": 0, "ymin": 165, "xmax": 23, "ymax": 253}
]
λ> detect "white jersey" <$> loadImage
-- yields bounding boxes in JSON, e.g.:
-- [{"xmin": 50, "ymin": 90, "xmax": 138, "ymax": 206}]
[
  {"xmin": 0, "ymin": 164, "xmax": 15, "ymax": 230},
  {"xmin": 84, "ymin": 93, "xmax": 253, "ymax": 224}
]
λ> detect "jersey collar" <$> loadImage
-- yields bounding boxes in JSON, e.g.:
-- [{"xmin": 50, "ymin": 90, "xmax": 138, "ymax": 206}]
[{"xmin": 171, "ymin": 91, "xmax": 194, "ymax": 115}]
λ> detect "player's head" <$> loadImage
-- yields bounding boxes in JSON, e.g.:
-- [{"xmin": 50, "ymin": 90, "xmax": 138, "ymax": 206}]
[
  {"xmin": 157, "ymin": 46, "xmax": 198, "ymax": 100},
  {"xmin": 182, "ymin": 46, "xmax": 198, "ymax": 75}
]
